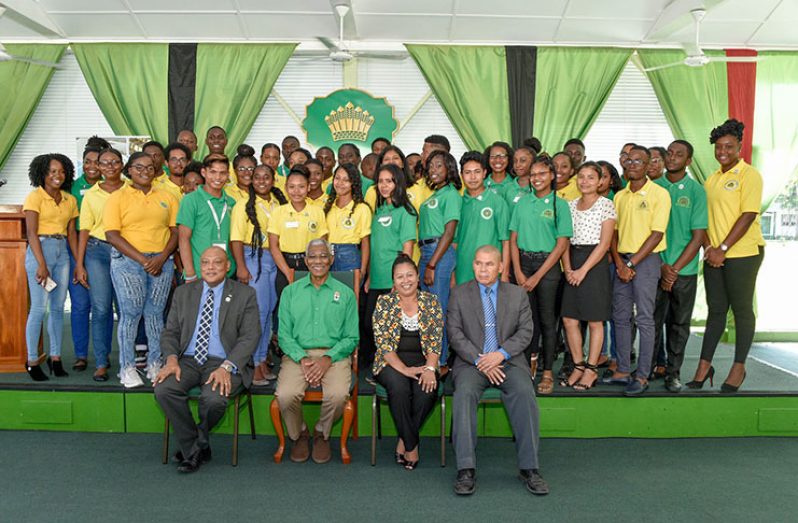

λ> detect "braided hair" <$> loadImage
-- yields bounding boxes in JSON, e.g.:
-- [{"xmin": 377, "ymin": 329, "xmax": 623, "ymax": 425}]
[
  {"xmin": 323, "ymin": 163, "xmax": 364, "ymax": 218},
  {"xmin": 243, "ymin": 164, "xmax": 285, "ymax": 281}
]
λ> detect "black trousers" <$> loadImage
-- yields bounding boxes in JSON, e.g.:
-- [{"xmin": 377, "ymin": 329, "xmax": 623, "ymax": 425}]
[
  {"xmin": 700, "ymin": 248, "xmax": 764, "ymax": 364},
  {"xmin": 361, "ymin": 288, "xmax": 391, "ymax": 369},
  {"xmin": 519, "ymin": 253, "xmax": 562, "ymax": 371},
  {"xmin": 154, "ymin": 356, "xmax": 243, "ymax": 459},
  {"xmin": 653, "ymin": 274, "xmax": 698, "ymax": 378},
  {"xmin": 376, "ymin": 364, "xmax": 438, "ymax": 452}
]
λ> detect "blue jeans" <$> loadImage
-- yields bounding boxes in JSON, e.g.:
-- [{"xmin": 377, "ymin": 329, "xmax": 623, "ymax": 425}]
[
  {"xmin": 68, "ymin": 248, "xmax": 90, "ymax": 359},
  {"xmin": 25, "ymin": 238, "xmax": 70, "ymax": 361},
  {"xmin": 419, "ymin": 241, "xmax": 456, "ymax": 363},
  {"xmin": 244, "ymin": 249, "xmax": 277, "ymax": 364},
  {"xmin": 330, "ymin": 243, "xmax": 361, "ymax": 272},
  {"xmin": 110, "ymin": 249, "xmax": 173, "ymax": 370},
  {"xmin": 84, "ymin": 238, "xmax": 117, "ymax": 368}
]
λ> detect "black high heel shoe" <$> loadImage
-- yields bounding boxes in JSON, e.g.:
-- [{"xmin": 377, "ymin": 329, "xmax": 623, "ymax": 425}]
[
  {"xmin": 686, "ymin": 366, "xmax": 714, "ymax": 389},
  {"xmin": 721, "ymin": 371, "xmax": 746, "ymax": 393},
  {"xmin": 26, "ymin": 363, "xmax": 49, "ymax": 382},
  {"xmin": 394, "ymin": 452, "xmax": 407, "ymax": 466},
  {"xmin": 404, "ymin": 459, "xmax": 419, "ymax": 471},
  {"xmin": 46, "ymin": 357, "xmax": 69, "ymax": 377}
]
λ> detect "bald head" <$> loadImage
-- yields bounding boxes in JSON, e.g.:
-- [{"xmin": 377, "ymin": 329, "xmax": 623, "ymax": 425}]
[
  {"xmin": 473, "ymin": 244, "xmax": 502, "ymax": 286},
  {"xmin": 199, "ymin": 246, "xmax": 229, "ymax": 286}
]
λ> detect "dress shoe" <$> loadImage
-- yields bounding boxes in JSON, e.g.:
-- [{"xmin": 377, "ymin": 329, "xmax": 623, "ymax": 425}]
[
  {"xmin": 173, "ymin": 447, "xmax": 212, "ymax": 464},
  {"xmin": 47, "ymin": 357, "xmax": 69, "ymax": 377},
  {"xmin": 623, "ymin": 379, "xmax": 649, "ymax": 397},
  {"xmin": 177, "ymin": 449, "xmax": 203, "ymax": 473},
  {"xmin": 519, "ymin": 469, "xmax": 549, "ymax": 496},
  {"xmin": 26, "ymin": 363, "xmax": 49, "ymax": 382},
  {"xmin": 290, "ymin": 428, "xmax": 310, "ymax": 463},
  {"xmin": 454, "ymin": 469, "xmax": 476, "ymax": 496},
  {"xmin": 664, "ymin": 376, "xmax": 683, "ymax": 393},
  {"xmin": 311, "ymin": 430, "xmax": 332, "ymax": 464},
  {"xmin": 721, "ymin": 371, "xmax": 746, "ymax": 393}
]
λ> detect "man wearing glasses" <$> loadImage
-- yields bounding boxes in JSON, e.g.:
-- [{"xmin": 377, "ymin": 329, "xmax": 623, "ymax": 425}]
[
  {"xmin": 156, "ymin": 142, "xmax": 193, "ymax": 201},
  {"xmin": 274, "ymin": 239, "xmax": 359, "ymax": 464},
  {"xmin": 603, "ymin": 146, "xmax": 671, "ymax": 396}
]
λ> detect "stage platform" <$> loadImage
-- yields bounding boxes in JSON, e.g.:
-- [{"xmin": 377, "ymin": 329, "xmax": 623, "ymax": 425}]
[{"xmin": 2, "ymin": 333, "xmax": 798, "ymax": 438}]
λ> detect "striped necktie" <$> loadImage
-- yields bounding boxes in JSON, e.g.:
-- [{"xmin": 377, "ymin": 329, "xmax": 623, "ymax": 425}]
[
  {"xmin": 194, "ymin": 289, "xmax": 214, "ymax": 365},
  {"xmin": 483, "ymin": 287, "xmax": 499, "ymax": 353}
]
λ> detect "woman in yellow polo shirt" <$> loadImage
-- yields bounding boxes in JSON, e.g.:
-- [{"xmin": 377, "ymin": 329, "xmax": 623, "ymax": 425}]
[
  {"xmin": 74, "ymin": 147, "xmax": 127, "ymax": 381},
  {"xmin": 267, "ymin": 166, "xmax": 329, "ymax": 300},
  {"xmin": 22, "ymin": 153, "xmax": 79, "ymax": 381},
  {"xmin": 323, "ymin": 163, "xmax": 372, "ymax": 272},
  {"xmin": 305, "ymin": 159, "xmax": 328, "ymax": 208},
  {"xmin": 689, "ymin": 119, "xmax": 766, "ymax": 393},
  {"xmin": 231, "ymin": 164, "xmax": 287, "ymax": 386},
  {"xmin": 104, "ymin": 152, "xmax": 179, "ymax": 389},
  {"xmin": 554, "ymin": 152, "xmax": 581, "ymax": 201},
  {"xmin": 227, "ymin": 144, "xmax": 256, "ymax": 204}
]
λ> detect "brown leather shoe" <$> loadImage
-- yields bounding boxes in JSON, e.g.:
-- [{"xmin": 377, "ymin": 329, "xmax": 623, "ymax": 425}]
[
  {"xmin": 290, "ymin": 428, "xmax": 310, "ymax": 463},
  {"xmin": 311, "ymin": 430, "xmax": 331, "ymax": 464}
]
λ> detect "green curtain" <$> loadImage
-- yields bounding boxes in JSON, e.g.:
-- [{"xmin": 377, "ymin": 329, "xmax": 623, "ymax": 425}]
[
  {"xmin": 193, "ymin": 43, "xmax": 296, "ymax": 158},
  {"xmin": 752, "ymin": 51, "xmax": 798, "ymax": 210},
  {"xmin": 638, "ymin": 49, "xmax": 728, "ymax": 183},
  {"xmin": 533, "ymin": 47, "xmax": 631, "ymax": 153},
  {"xmin": 0, "ymin": 44, "xmax": 66, "ymax": 171},
  {"xmin": 72, "ymin": 43, "xmax": 169, "ymax": 144},
  {"xmin": 406, "ymin": 45, "xmax": 511, "ymax": 150}
]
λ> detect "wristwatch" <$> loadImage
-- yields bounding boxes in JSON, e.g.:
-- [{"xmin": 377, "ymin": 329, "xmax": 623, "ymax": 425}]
[
  {"xmin": 720, "ymin": 243, "xmax": 729, "ymax": 252},
  {"xmin": 625, "ymin": 260, "xmax": 636, "ymax": 270},
  {"xmin": 220, "ymin": 361, "xmax": 234, "ymax": 373},
  {"xmin": 423, "ymin": 366, "xmax": 437, "ymax": 373}
]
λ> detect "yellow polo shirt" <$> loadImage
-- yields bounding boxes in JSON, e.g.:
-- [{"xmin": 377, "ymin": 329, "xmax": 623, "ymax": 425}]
[
  {"xmin": 266, "ymin": 203, "xmax": 328, "ymax": 253},
  {"xmin": 226, "ymin": 184, "xmax": 250, "ymax": 204},
  {"xmin": 79, "ymin": 183, "xmax": 124, "ymax": 240},
  {"xmin": 103, "ymin": 185, "xmax": 178, "ymax": 253},
  {"xmin": 614, "ymin": 178, "xmax": 671, "ymax": 254},
  {"xmin": 326, "ymin": 200, "xmax": 372, "ymax": 244},
  {"xmin": 230, "ymin": 195, "xmax": 278, "ymax": 248},
  {"xmin": 154, "ymin": 175, "xmax": 183, "ymax": 203},
  {"xmin": 556, "ymin": 177, "xmax": 581, "ymax": 201},
  {"xmin": 306, "ymin": 193, "xmax": 329, "ymax": 208},
  {"xmin": 23, "ymin": 188, "xmax": 78, "ymax": 235},
  {"xmin": 704, "ymin": 160, "xmax": 765, "ymax": 258}
]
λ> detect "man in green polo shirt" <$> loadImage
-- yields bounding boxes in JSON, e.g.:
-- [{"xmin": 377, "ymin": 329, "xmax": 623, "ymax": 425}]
[
  {"xmin": 276, "ymin": 239, "xmax": 358, "ymax": 464},
  {"xmin": 177, "ymin": 155, "xmax": 237, "ymax": 280},
  {"xmin": 455, "ymin": 151, "xmax": 510, "ymax": 284},
  {"xmin": 653, "ymin": 140, "xmax": 707, "ymax": 393}
]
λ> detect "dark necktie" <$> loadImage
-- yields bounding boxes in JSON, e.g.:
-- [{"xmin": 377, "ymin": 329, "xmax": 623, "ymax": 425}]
[
  {"xmin": 194, "ymin": 289, "xmax": 214, "ymax": 365},
  {"xmin": 483, "ymin": 287, "xmax": 498, "ymax": 353}
]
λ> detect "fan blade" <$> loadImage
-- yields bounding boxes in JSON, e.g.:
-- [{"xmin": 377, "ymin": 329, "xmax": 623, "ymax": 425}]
[
  {"xmin": 642, "ymin": 61, "xmax": 684, "ymax": 72},
  {"xmin": 316, "ymin": 36, "xmax": 341, "ymax": 52},
  {"xmin": 8, "ymin": 54, "xmax": 60, "ymax": 68},
  {"xmin": 706, "ymin": 56, "xmax": 762, "ymax": 63},
  {"xmin": 354, "ymin": 52, "xmax": 407, "ymax": 60}
]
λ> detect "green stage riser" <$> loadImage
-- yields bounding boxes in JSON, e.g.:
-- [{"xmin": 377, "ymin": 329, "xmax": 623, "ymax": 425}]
[{"xmin": 3, "ymin": 391, "xmax": 798, "ymax": 437}]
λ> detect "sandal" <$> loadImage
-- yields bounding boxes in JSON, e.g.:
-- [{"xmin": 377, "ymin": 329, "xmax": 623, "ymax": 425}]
[
  {"xmin": 559, "ymin": 362, "xmax": 585, "ymax": 387},
  {"xmin": 573, "ymin": 363, "xmax": 598, "ymax": 392},
  {"xmin": 536, "ymin": 374, "xmax": 554, "ymax": 395},
  {"xmin": 72, "ymin": 358, "xmax": 88, "ymax": 371}
]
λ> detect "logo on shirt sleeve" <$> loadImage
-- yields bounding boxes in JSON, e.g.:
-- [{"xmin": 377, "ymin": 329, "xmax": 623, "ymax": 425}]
[{"xmin": 425, "ymin": 198, "xmax": 439, "ymax": 209}]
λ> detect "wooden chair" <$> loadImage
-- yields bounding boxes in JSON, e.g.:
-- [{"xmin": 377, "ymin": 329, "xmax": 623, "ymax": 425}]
[
  {"xmin": 270, "ymin": 269, "xmax": 361, "ymax": 464},
  {"xmin": 162, "ymin": 386, "xmax": 256, "ymax": 467}
]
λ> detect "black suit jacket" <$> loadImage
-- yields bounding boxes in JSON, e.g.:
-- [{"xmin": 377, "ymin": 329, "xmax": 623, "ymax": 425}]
[
  {"xmin": 447, "ymin": 280, "xmax": 534, "ymax": 376},
  {"xmin": 161, "ymin": 278, "xmax": 261, "ymax": 387}
]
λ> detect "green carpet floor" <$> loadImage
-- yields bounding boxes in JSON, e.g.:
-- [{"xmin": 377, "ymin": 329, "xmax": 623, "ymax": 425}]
[{"xmin": 1, "ymin": 431, "xmax": 796, "ymax": 522}]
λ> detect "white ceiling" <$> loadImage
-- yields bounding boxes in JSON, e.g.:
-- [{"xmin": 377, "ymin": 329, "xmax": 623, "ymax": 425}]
[{"xmin": 0, "ymin": 0, "xmax": 796, "ymax": 49}]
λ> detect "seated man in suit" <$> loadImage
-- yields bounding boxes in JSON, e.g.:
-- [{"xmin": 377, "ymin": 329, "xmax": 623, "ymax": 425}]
[
  {"xmin": 447, "ymin": 245, "xmax": 549, "ymax": 496},
  {"xmin": 276, "ymin": 239, "xmax": 359, "ymax": 464},
  {"xmin": 154, "ymin": 246, "xmax": 260, "ymax": 473}
]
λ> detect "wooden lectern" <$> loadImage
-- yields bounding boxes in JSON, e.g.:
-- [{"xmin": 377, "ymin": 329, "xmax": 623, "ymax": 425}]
[{"xmin": 0, "ymin": 205, "xmax": 29, "ymax": 372}]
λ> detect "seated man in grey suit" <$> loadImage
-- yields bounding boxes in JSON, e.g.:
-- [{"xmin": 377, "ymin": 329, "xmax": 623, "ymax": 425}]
[
  {"xmin": 154, "ymin": 246, "xmax": 260, "ymax": 473},
  {"xmin": 447, "ymin": 245, "xmax": 549, "ymax": 496}
]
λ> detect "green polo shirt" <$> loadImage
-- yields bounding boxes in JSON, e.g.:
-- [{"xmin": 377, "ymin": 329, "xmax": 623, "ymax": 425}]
[
  {"xmin": 176, "ymin": 186, "xmax": 237, "ymax": 277},
  {"xmin": 501, "ymin": 178, "xmax": 533, "ymax": 208},
  {"xmin": 418, "ymin": 184, "xmax": 462, "ymax": 240},
  {"xmin": 455, "ymin": 189, "xmax": 510, "ymax": 284},
  {"xmin": 71, "ymin": 175, "xmax": 97, "ymax": 230},
  {"xmin": 370, "ymin": 203, "xmax": 417, "ymax": 290},
  {"xmin": 509, "ymin": 192, "xmax": 573, "ymax": 252},
  {"xmin": 278, "ymin": 274, "xmax": 359, "ymax": 363},
  {"xmin": 655, "ymin": 174, "xmax": 708, "ymax": 275},
  {"xmin": 485, "ymin": 173, "xmax": 513, "ymax": 192}
]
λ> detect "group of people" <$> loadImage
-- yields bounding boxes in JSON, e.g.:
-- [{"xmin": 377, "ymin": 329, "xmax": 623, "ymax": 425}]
[{"xmin": 21, "ymin": 117, "xmax": 764, "ymax": 491}]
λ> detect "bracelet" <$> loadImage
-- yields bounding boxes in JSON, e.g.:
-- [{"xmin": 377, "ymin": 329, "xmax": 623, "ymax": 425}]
[
  {"xmin": 423, "ymin": 366, "xmax": 437, "ymax": 373},
  {"xmin": 427, "ymin": 264, "xmax": 436, "ymax": 271}
]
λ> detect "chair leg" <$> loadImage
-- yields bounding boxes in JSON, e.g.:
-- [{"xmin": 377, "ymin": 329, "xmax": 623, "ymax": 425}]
[
  {"xmin": 377, "ymin": 398, "xmax": 382, "ymax": 439},
  {"xmin": 270, "ymin": 398, "xmax": 285, "ymax": 463},
  {"xmin": 247, "ymin": 391, "xmax": 256, "ymax": 440},
  {"xmin": 162, "ymin": 417, "xmax": 170, "ymax": 465},
  {"xmin": 340, "ymin": 400, "xmax": 354, "ymax": 464},
  {"xmin": 232, "ymin": 395, "xmax": 240, "ymax": 467},
  {"xmin": 440, "ymin": 395, "xmax": 446, "ymax": 468},
  {"xmin": 352, "ymin": 393, "xmax": 359, "ymax": 440},
  {"xmin": 370, "ymin": 394, "xmax": 377, "ymax": 466}
]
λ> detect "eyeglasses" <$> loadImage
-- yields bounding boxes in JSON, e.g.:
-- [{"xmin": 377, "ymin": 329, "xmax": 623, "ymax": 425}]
[
  {"xmin": 237, "ymin": 166, "xmax": 255, "ymax": 173},
  {"xmin": 130, "ymin": 164, "xmax": 155, "ymax": 173},
  {"xmin": 650, "ymin": 158, "xmax": 663, "ymax": 164},
  {"xmin": 623, "ymin": 158, "xmax": 645, "ymax": 166},
  {"xmin": 99, "ymin": 159, "xmax": 122, "ymax": 167},
  {"xmin": 489, "ymin": 154, "xmax": 508, "ymax": 159},
  {"xmin": 168, "ymin": 157, "xmax": 187, "ymax": 163}
]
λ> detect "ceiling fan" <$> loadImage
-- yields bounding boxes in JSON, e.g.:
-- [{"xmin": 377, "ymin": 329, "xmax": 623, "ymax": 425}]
[
  {"xmin": 0, "ymin": 42, "xmax": 61, "ymax": 68},
  {"xmin": 642, "ymin": 8, "xmax": 761, "ymax": 72},
  {"xmin": 316, "ymin": 2, "xmax": 405, "ymax": 62}
]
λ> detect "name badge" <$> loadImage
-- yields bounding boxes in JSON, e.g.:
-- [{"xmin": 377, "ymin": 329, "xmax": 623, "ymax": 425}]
[
  {"xmin": 285, "ymin": 221, "xmax": 299, "ymax": 229},
  {"xmin": 213, "ymin": 242, "xmax": 227, "ymax": 252}
]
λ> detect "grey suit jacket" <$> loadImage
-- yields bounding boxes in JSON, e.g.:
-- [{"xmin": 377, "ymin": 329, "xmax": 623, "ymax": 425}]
[
  {"xmin": 160, "ymin": 278, "xmax": 261, "ymax": 387},
  {"xmin": 447, "ymin": 280, "xmax": 534, "ymax": 376}
]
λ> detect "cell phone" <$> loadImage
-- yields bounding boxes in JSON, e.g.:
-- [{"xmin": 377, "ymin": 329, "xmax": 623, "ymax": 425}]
[{"xmin": 42, "ymin": 277, "xmax": 57, "ymax": 293}]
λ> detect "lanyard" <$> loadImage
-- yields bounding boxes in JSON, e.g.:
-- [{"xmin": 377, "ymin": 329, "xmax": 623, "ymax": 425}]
[{"xmin": 207, "ymin": 200, "xmax": 229, "ymax": 241}]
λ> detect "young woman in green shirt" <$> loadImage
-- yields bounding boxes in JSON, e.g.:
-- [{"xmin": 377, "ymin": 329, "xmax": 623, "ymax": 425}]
[{"xmin": 483, "ymin": 141, "xmax": 514, "ymax": 192}]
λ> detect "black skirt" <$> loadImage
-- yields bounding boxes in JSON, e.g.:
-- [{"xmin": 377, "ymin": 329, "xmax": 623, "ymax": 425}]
[{"xmin": 561, "ymin": 244, "xmax": 612, "ymax": 322}]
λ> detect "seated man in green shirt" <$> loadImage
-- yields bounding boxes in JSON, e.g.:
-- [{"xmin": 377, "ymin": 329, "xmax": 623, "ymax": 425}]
[{"xmin": 276, "ymin": 239, "xmax": 359, "ymax": 464}]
